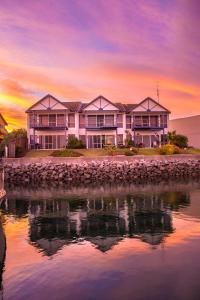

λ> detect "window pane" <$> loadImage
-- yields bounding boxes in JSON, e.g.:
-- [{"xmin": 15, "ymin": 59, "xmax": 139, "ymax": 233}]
[
  {"xmin": 88, "ymin": 115, "xmax": 96, "ymax": 127},
  {"xmin": 117, "ymin": 114, "xmax": 123, "ymax": 128},
  {"xmin": 57, "ymin": 114, "xmax": 65, "ymax": 126},
  {"xmin": 39, "ymin": 115, "xmax": 48, "ymax": 126},
  {"xmin": 79, "ymin": 115, "xmax": 85, "ymax": 128},
  {"xmin": 126, "ymin": 115, "xmax": 131, "ymax": 129},
  {"xmin": 49, "ymin": 115, "xmax": 56, "ymax": 126},
  {"xmin": 150, "ymin": 116, "xmax": 158, "ymax": 127},
  {"xmin": 105, "ymin": 115, "xmax": 114, "ymax": 126},
  {"xmin": 68, "ymin": 114, "xmax": 75, "ymax": 128}
]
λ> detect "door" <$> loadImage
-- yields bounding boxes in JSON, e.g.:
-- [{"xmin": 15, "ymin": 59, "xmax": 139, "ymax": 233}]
[
  {"xmin": 143, "ymin": 135, "xmax": 151, "ymax": 148},
  {"xmin": 93, "ymin": 136, "xmax": 101, "ymax": 148},
  {"xmin": 45, "ymin": 136, "xmax": 56, "ymax": 149}
]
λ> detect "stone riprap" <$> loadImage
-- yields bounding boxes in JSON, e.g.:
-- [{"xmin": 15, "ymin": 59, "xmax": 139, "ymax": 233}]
[{"xmin": 4, "ymin": 159, "xmax": 200, "ymax": 185}]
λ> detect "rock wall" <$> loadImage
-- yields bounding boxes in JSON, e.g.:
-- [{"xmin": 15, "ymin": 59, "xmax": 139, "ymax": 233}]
[{"xmin": 4, "ymin": 159, "xmax": 200, "ymax": 185}]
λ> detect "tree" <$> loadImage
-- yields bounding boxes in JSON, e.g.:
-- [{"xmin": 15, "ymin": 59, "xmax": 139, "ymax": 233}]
[
  {"xmin": 167, "ymin": 131, "xmax": 188, "ymax": 148},
  {"xmin": 0, "ymin": 128, "xmax": 27, "ymax": 156},
  {"xmin": 67, "ymin": 136, "xmax": 85, "ymax": 149}
]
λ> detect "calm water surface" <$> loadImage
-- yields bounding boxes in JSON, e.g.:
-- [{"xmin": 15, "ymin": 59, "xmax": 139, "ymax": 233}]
[{"xmin": 1, "ymin": 181, "xmax": 200, "ymax": 300}]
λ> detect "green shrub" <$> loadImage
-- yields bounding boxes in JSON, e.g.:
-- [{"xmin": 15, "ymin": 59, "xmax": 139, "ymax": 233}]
[
  {"xmin": 104, "ymin": 145, "xmax": 118, "ymax": 156},
  {"xmin": 159, "ymin": 144, "xmax": 181, "ymax": 155},
  {"xmin": 51, "ymin": 149, "xmax": 83, "ymax": 157},
  {"xmin": 167, "ymin": 131, "xmax": 188, "ymax": 148},
  {"xmin": 67, "ymin": 136, "xmax": 85, "ymax": 149},
  {"xmin": 173, "ymin": 134, "xmax": 188, "ymax": 148},
  {"xmin": 126, "ymin": 139, "xmax": 135, "ymax": 147}
]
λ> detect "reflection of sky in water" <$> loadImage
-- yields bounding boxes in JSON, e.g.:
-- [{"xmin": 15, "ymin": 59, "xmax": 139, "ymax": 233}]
[{"xmin": 0, "ymin": 181, "xmax": 200, "ymax": 300}]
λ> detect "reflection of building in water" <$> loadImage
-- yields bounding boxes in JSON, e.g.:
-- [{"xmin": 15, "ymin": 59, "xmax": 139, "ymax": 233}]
[
  {"xmin": 27, "ymin": 194, "xmax": 175, "ymax": 255},
  {"xmin": 0, "ymin": 220, "xmax": 6, "ymax": 300},
  {"xmin": 3, "ymin": 190, "xmax": 190, "ymax": 255}
]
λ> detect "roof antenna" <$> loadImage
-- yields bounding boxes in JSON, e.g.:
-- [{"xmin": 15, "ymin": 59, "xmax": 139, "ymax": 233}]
[{"xmin": 156, "ymin": 81, "xmax": 160, "ymax": 103}]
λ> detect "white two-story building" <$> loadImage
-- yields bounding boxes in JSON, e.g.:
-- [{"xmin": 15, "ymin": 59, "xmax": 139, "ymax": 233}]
[{"xmin": 26, "ymin": 94, "xmax": 170, "ymax": 149}]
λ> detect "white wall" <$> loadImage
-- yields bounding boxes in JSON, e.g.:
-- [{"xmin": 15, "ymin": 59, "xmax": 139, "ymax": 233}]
[{"xmin": 169, "ymin": 116, "xmax": 200, "ymax": 148}]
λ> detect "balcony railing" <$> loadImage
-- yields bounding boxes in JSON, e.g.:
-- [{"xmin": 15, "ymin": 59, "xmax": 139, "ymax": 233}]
[
  {"xmin": 30, "ymin": 123, "xmax": 68, "ymax": 130},
  {"xmin": 85, "ymin": 123, "xmax": 118, "ymax": 130},
  {"xmin": 132, "ymin": 123, "xmax": 167, "ymax": 130}
]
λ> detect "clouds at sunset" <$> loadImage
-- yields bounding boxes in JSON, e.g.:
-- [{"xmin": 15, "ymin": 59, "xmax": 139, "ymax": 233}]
[{"xmin": 0, "ymin": 0, "xmax": 200, "ymax": 130}]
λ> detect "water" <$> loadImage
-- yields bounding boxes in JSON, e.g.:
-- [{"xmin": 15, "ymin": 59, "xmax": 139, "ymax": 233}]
[{"xmin": 1, "ymin": 181, "xmax": 200, "ymax": 300}]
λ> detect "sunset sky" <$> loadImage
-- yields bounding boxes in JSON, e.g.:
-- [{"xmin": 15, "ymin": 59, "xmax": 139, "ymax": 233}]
[{"xmin": 0, "ymin": 0, "xmax": 200, "ymax": 130}]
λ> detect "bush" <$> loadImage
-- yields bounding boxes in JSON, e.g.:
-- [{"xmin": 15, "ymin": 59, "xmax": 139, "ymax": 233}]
[
  {"xmin": 51, "ymin": 150, "xmax": 83, "ymax": 157},
  {"xmin": 126, "ymin": 140, "xmax": 135, "ymax": 147},
  {"xmin": 173, "ymin": 134, "xmax": 188, "ymax": 148},
  {"xmin": 104, "ymin": 145, "xmax": 118, "ymax": 156},
  {"xmin": 159, "ymin": 144, "xmax": 181, "ymax": 155},
  {"xmin": 67, "ymin": 136, "xmax": 85, "ymax": 149},
  {"xmin": 167, "ymin": 131, "xmax": 188, "ymax": 148}
]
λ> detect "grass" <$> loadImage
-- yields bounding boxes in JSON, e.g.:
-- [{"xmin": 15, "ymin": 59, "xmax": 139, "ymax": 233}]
[
  {"xmin": 25, "ymin": 150, "xmax": 53, "ymax": 157},
  {"xmin": 25, "ymin": 147, "xmax": 200, "ymax": 157},
  {"xmin": 186, "ymin": 148, "xmax": 200, "ymax": 154},
  {"xmin": 138, "ymin": 148, "xmax": 159, "ymax": 155},
  {"xmin": 51, "ymin": 149, "xmax": 83, "ymax": 157}
]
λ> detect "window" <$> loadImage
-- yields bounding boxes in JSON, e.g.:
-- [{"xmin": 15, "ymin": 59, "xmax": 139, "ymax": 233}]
[
  {"xmin": 44, "ymin": 135, "xmax": 56, "ymax": 149},
  {"xmin": 117, "ymin": 114, "xmax": 123, "ymax": 128},
  {"xmin": 126, "ymin": 115, "xmax": 132, "ymax": 129},
  {"xmin": 29, "ymin": 114, "xmax": 35, "ymax": 127},
  {"xmin": 57, "ymin": 114, "xmax": 65, "ymax": 126},
  {"xmin": 150, "ymin": 116, "xmax": 158, "ymax": 127},
  {"xmin": 160, "ymin": 115, "xmax": 168, "ymax": 128},
  {"xmin": 142, "ymin": 116, "xmax": 149, "ymax": 127},
  {"xmin": 105, "ymin": 135, "xmax": 115, "ymax": 145},
  {"xmin": 79, "ymin": 115, "xmax": 85, "ymax": 128},
  {"xmin": 134, "ymin": 116, "xmax": 142, "ymax": 127},
  {"xmin": 134, "ymin": 134, "xmax": 142, "ymax": 146},
  {"xmin": 151, "ymin": 135, "xmax": 159, "ymax": 147},
  {"xmin": 88, "ymin": 115, "xmax": 96, "ymax": 127},
  {"xmin": 49, "ymin": 114, "xmax": 56, "ymax": 126},
  {"xmin": 97, "ymin": 115, "xmax": 104, "ymax": 127},
  {"xmin": 39, "ymin": 115, "xmax": 48, "ymax": 126},
  {"xmin": 68, "ymin": 113, "xmax": 75, "ymax": 128},
  {"xmin": 105, "ymin": 115, "xmax": 114, "ymax": 126},
  {"xmin": 143, "ymin": 135, "xmax": 151, "ymax": 147},
  {"xmin": 57, "ymin": 135, "xmax": 66, "ymax": 148}
]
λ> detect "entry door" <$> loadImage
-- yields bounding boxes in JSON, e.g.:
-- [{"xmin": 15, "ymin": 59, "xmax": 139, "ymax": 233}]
[
  {"xmin": 93, "ymin": 136, "xmax": 101, "ymax": 148},
  {"xmin": 45, "ymin": 136, "xmax": 56, "ymax": 149},
  {"xmin": 143, "ymin": 135, "xmax": 151, "ymax": 148}
]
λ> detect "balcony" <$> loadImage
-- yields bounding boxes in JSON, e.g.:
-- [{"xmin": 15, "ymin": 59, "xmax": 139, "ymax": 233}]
[
  {"xmin": 30, "ymin": 123, "xmax": 68, "ymax": 130},
  {"xmin": 85, "ymin": 123, "xmax": 118, "ymax": 131},
  {"xmin": 132, "ymin": 123, "xmax": 167, "ymax": 130}
]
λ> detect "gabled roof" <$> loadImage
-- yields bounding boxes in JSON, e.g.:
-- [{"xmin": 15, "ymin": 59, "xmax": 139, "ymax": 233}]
[
  {"xmin": 26, "ymin": 94, "xmax": 68, "ymax": 112},
  {"xmin": 82, "ymin": 95, "xmax": 120, "ymax": 111},
  {"xmin": 125, "ymin": 104, "xmax": 138, "ymax": 113},
  {"xmin": 132, "ymin": 97, "xmax": 171, "ymax": 113},
  {"xmin": 26, "ymin": 95, "xmax": 170, "ymax": 114},
  {"xmin": 62, "ymin": 101, "xmax": 82, "ymax": 112},
  {"xmin": 114, "ymin": 103, "xmax": 126, "ymax": 112}
]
